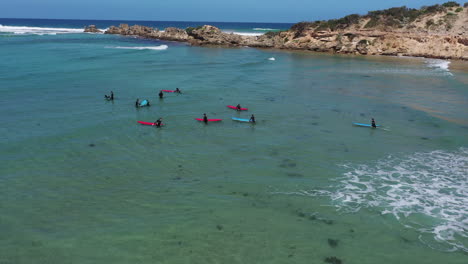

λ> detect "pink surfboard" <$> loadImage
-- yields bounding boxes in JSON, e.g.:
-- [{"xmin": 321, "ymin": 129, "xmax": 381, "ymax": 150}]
[
  {"xmin": 162, "ymin": 90, "xmax": 174, "ymax": 93},
  {"xmin": 137, "ymin": 121, "xmax": 164, "ymax": 126},
  {"xmin": 195, "ymin": 118, "xmax": 222, "ymax": 122},
  {"xmin": 227, "ymin": 105, "xmax": 248, "ymax": 111}
]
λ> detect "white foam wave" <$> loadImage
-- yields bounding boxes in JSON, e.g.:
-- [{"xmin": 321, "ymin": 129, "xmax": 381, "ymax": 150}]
[
  {"xmin": 425, "ymin": 59, "xmax": 452, "ymax": 76},
  {"xmin": 222, "ymin": 30, "xmax": 264, "ymax": 36},
  {"xmin": 276, "ymin": 148, "xmax": 468, "ymax": 252},
  {"xmin": 108, "ymin": 45, "xmax": 168, "ymax": 50},
  {"xmin": 253, "ymin": 28, "xmax": 278, "ymax": 31},
  {"xmin": 0, "ymin": 24, "xmax": 84, "ymax": 35},
  {"xmin": 268, "ymin": 57, "xmax": 276, "ymax": 61}
]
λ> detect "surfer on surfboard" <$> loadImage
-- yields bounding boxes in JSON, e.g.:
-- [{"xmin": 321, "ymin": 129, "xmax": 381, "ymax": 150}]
[
  {"xmin": 175, "ymin": 88, "xmax": 181, "ymax": 94},
  {"xmin": 203, "ymin": 113, "xmax": 208, "ymax": 123},
  {"xmin": 249, "ymin": 114, "xmax": 256, "ymax": 123},
  {"xmin": 236, "ymin": 104, "xmax": 242, "ymax": 111},
  {"xmin": 154, "ymin": 118, "xmax": 163, "ymax": 127},
  {"xmin": 371, "ymin": 118, "xmax": 376, "ymax": 128}
]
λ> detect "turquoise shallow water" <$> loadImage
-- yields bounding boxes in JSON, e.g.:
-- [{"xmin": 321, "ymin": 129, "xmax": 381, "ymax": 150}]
[{"xmin": 1, "ymin": 31, "xmax": 468, "ymax": 264}]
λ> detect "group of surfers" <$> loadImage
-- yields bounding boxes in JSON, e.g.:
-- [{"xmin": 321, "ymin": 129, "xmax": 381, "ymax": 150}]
[{"xmin": 107, "ymin": 89, "xmax": 255, "ymax": 127}]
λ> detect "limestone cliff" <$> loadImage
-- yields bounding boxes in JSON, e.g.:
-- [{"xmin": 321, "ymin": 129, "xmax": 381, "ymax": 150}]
[{"xmin": 101, "ymin": 2, "xmax": 468, "ymax": 60}]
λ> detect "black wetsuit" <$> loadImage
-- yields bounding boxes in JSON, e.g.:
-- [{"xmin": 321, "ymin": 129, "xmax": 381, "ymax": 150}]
[
  {"xmin": 236, "ymin": 105, "xmax": 241, "ymax": 111},
  {"xmin": 371, "ymin": 120, "xmax": 376, "ymax": 128},
  {"xmin": 135, "ymin": 99, "xmax": 139, "ymax": 107},
  {"xmin": 110, "ymin": 92, "xmax": 114, "ymax": 100},
  {"xmin": 159, "ymin": 91, "xmax": 163, "ymax": 99},
  {"xmin": 155, "ymin": 119, "xmax": 162, "ymax": 127},
  {"xmin": 249, "ymin": 115, "xmax": 256, "ymax": 123},
  {"xmin": 203, "ymin": 115, "xmax": 208, "ymax": 123}
]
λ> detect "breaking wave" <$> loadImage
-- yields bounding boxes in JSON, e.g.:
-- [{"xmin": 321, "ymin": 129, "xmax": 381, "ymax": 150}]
[
  {"xmin": 253, "ymin": 28, "xmax": 278, "ymax": 31},
  {"xmin": 275, "ymin": 148, "xmax": 468, "ymax": 252},
  {"xmin": 425, "ymin": 59, "xmax": 452, "ymax": 76},
  {"xmin": 108, "ymin": 45, "xmax": 169, "ymax": 50},
  {"xmin": 0, "ymin": 24, "xmax": 85, "ymax": 35}
]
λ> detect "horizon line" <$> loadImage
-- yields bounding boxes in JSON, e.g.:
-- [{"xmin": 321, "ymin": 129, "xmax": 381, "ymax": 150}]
[{"xmin": 0, "ymin": 17, "xmax": 297, "ymax": 25}]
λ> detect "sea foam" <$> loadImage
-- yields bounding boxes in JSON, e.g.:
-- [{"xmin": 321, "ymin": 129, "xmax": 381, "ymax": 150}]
[
  {"xmin": 274, "ymin": 148, "xmax": 468, "ymax": 252},
  {"xmin": 0, "ymin": 24, "xmax": 84, "ymax": 35},
  {"xmin": 108, "ymin": 45, "xmax": 169, "ymax": 50}
]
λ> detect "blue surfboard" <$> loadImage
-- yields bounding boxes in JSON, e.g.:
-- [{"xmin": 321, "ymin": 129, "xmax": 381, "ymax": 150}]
[
  {"xmin": 232, "ymin": 117, "xmax": 251, "ymax": 122},
  {"xmin": 139, "ymin": 100, "xmax": 149, "ymax": 107},
  {"xmin": 353, "ymin": 122, "xmax": 380, "ymax": 127}
]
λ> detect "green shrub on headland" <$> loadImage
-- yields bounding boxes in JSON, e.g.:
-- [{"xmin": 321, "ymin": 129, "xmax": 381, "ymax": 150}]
[{"xmin": 289, "ymin": 1, "xmax": 462, "ymax": 33}]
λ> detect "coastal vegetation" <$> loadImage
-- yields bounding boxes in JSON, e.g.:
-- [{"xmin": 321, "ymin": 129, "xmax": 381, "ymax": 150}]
[{"xmin": 288, "ymin": 1, "xmax": 465, "ymax": 32}]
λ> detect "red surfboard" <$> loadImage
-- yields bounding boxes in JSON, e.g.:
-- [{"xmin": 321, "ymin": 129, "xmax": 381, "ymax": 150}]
[
  {"xmin": 195, "ymin": 118, "xmax": 222, "ymax": 122},
  {"xmin": 137, "ymin": 121, "xmax": 164, "ymax": 126},
  {"xmin": 162, "ymin": 90, "xmax": 174, "ymax": 93},
  {"xmin": 227, "ymin": 105, "xmax": 248, "ymax": 111}
]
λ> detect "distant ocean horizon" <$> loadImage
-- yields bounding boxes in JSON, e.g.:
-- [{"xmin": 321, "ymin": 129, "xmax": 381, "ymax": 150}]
[{"xmin": 0, "ymin": 17, "xmax": 295, "ymax": 36}]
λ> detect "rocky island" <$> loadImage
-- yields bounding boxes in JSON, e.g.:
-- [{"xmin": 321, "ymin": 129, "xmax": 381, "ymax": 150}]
[{"xmin": 86, "ymin": 2, "xmax": 468, "ymax": 60}]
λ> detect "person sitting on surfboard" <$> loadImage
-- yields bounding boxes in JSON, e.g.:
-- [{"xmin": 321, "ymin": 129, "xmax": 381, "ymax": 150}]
[
  {"xmin": 236, "ymin": 104, "xmax": 242, "ymax": 111},
  {"xmin": 203, "ymin": 113, "xmax": 208, "ymax": 123},
  {"xmin": 159, "ymin": 90, "xmax": 164, "ymax": 99},
  {"xmin": 135, "ymin": 98, "xmax": 139, "ymax": 108},
  {"xmin": 249, "ymin": 114, "xmax": 256, "ymax": 123},
  {"xmin": 110, "ymin": 91, "xmax": 114, "ymax": 100},
  {"xmin": 371, "ymin": 118, "xmax": 376, "ymax": 128},
  {"xmin": 175, "ymin": 88, "xmax": 181, "ymax": 94},
  {"xmin": 155, "ymin": 118, "xmax": 162, "ymax": 127}
]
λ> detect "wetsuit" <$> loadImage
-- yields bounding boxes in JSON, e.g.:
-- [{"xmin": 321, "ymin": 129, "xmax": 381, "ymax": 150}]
[
  {"xmin": 203, "ymin": 115, "xmax": 208, "ymax": 123},
  {"xmin": 110, "ymin": 92, "xmax": 114, "ymax": 100},
  {"xmin": 249, "ymin": 115, "xmax": 256, "ymax": 123},
  {"xmin": 155, "ymin": 119, "xmax": 162, "ymax": 127},
  {"xmin": 236, "ymin": 104, "xmax": 241, "ymax": 111},
  {"xmin": 175, "ymin": 89, "xmax": 181, "ymax": 94},
  {"xmin": 371, "ymin": 119, "xmax": 376, "ymax": 128},
  {"xmin": 135, "ymin": 99, "xmax": 139, "ymax": 107},
  {"xmin": 159, "ymin": 91, "xmax": 163, "ymax": 99}
]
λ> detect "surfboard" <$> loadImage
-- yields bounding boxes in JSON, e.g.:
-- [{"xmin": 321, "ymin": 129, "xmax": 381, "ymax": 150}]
[
  {"xmin": 162, "ymin": 90, "xmax": 174, "ymax": 93},
  {"xmin": 353, "ymin": 122, "xmax": 380, "ymax": 128},
  {"xmin": 232, "ymin": 117, "xmax": 251, "ymax": 122},
  {"xmin": 137, "ymin": 121, "xmax": 164, "ymax": 126},
  {"xmin": 195, "ymin": 118, "xmax": 222, "ymax": 122},
  {"xmin": 139, "ymin": 100, "xmax": 149, "ymax": 107},
  {"xmin": 227, "ymin": 105, "xmax": 248, "ymax": 111}
]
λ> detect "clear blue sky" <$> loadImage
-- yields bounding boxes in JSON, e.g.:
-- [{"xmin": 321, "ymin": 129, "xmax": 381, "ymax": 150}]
[{"xmin": 0, "ymin": 0, "xmax": 461, "ymax": 23}]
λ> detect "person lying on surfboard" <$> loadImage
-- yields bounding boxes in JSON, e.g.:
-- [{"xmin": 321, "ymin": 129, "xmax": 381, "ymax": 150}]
[
  {"xmin": 371, "ymin": 118, "xmax": 376, "ymax": 128},
  {"xmin": 154, "ymin": 118, "xmax": 163, "ymax": 127},
  {"xmin": 159, "ymin": 90, "xmax": 164, "ymax": 99},
  {"xmin": 203, "ymin": 113, "xmax": 208, "ymax": 123},
  {"xmin": 249, "ymin": 114, "xmax": 256, "ymax": 123},
  {"xmin": 236, "ymin": 104, "xmax": 242, "ymax": 111},
  {"xmin": 175, "ymin": 88, "xmax": 181, "ymax": 94}
]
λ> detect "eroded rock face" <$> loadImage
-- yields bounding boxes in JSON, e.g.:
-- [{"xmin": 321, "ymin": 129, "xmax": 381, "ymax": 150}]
[
  {"xmin": 100, "ymin": 23, "xmax": 467, "ymax": 60},
  {"xmin": 84, "ymin": 25, "xmax": 102, "ymax": 33}
]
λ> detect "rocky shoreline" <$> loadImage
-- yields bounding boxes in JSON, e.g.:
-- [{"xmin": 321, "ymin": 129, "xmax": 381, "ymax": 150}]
[{"xmin": 84, "ymin": 4, "xmax": 468, "ymax": 60}]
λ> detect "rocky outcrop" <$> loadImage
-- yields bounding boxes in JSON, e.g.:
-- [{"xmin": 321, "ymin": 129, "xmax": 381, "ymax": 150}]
[
  {"xmin": 84, "ymin": 25, "xmax": 102, "ymax": 33},
  {"xmin": 99, "ymin": 4, "xmax": 468, "ymax": 60}
]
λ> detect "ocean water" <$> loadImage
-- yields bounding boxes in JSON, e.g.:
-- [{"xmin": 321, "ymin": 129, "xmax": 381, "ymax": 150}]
[
  {"xmin": 0, "ymin": 19, "xmax": 467, "ymax": 264},
  {"xmin": 0, "ymin": 18, "xmax": 292, "ymax": 36}
]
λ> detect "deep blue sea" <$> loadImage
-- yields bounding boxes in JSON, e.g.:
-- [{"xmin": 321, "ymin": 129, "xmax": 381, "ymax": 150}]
[
  {"xmin": 0, "ymin": 17, "xmax": 293, "ymax": 36},
  {"xmin": 0, "ymin": 18, "xmax": 467, "ymax": 264}
]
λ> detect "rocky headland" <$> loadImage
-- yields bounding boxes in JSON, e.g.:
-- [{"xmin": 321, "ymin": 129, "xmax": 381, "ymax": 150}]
[{"xmin": 88, "ymin": 2, "xmax": 468, "ymax": 60}]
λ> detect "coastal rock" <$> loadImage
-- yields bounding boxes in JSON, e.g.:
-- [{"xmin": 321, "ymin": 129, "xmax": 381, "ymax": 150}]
[
  {"xmin": 158, "ymin": 27, "xmax": 190, "ymax": 41},
  {"xmin": 84, "ymin": 25, "xmax": 102, "ymax": 33},
  {"xmin": 100, "ymin": 3, "xmax": 468, "ymax": 60}
]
